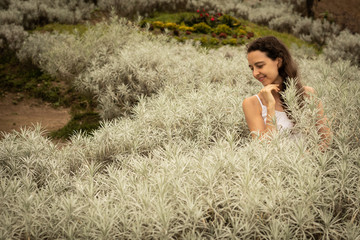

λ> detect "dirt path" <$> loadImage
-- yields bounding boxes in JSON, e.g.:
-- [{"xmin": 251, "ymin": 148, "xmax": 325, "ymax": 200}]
[{"xmin": 0, "ymin": 93, "xmax": 71, "ymax": 136}]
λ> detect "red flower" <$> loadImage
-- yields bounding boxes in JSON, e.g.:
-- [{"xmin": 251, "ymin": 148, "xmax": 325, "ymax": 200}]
[
  {"xmin": 218, "ymin": 13, "xmax": 222, "ymax": 16},
  {"xmin": 197, "ymin": 9, "xmax": 200, "ymax": 13},
  {"xmin": 203, "ymin": 8, "xmax": 205, "ymax": 12},
  {"xmin": 247, "ymin": 32, "xmax": 254, "ymax": 38},
  {"xmin": 205, "ymin": 13, "xmax": 209, "ymax": 17},
  {"xmin": 219, "ymin": 32, "xmax": 227, "ymax": 38},
  {"xmin": 211, "ymin": 33, "xmax": 217, "ymax": 37},
  {"xmin": 186, "ymin": 31, "xmax": 191, "ymax": 35},
  {"xmin": 210, "ymin": 17, "xmax": 215, "ymax": 21},
  {"xmin": 200, "ymin": 13, "xmax": 203, "ymax": 17}
]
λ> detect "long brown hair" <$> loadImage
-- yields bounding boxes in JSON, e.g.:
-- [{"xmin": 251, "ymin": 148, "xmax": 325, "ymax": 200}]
[{"xmin": 246, "ymin": 36, "xmax": 304, "ymax": 117}]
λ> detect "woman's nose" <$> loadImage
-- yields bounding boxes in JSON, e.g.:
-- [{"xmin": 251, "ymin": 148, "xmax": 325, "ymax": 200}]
[{"xmin": 253, "ymin": 68, "xmax": 259, "ymax": 77}]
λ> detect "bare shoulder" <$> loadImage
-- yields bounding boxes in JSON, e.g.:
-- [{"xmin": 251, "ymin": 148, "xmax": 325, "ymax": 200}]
[
  {"xmin": 303, "ymin": 86, "xmax": 316, "ymax": 98},
  {"xmin": 242, "ymin": 95, "xmax": 260, "ymax": 109}
]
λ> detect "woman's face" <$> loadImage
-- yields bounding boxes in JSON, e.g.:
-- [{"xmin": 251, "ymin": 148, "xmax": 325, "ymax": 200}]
[{"xmin": 247, "ymin": 50, "xmax": 283, "ymax": 86}]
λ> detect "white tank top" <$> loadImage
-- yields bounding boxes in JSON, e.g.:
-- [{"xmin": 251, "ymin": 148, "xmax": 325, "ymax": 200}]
[{"xmin": 255, "ymin": 95, "xmax": 293, "ymax": 131}]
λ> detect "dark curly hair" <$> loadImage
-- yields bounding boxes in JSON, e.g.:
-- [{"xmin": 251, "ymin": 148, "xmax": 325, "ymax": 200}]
[{"xmin": 247, "ymin": 36, "xmax": 304, "ymax": 117}]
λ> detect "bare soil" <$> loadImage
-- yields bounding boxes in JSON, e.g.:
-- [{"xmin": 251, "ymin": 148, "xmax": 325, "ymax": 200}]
[
  {"xmin": 0, "ymin": 93, "xmax": 71, "ymax": 136},
  {"xmin": 314, "ymin": 0, "xmax": 360, "ymax": 34}
]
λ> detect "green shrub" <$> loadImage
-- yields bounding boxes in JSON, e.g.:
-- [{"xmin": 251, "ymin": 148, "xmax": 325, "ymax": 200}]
[
  {"xmin": 214, "ymin": 24, "xmax": 232, "ymax": 35},
  {"xmin": 222, "ymin": 38, "xmax": 238, "ymax": 46},
  {"xmin": 193, "ymin": 22, "xmax": 212, "ymax": 34},
  {"xmin": 178, "ymin": 24, "xmax": 195, "ymax": 32},
  {"xmin": 209, "ymin": 37, "xmax": 220, "ymax": 45},
  {"xmin": 164, "ymin": 22, "xmax": 178, "ymax": 30},
  {"xmin": 218, "ymin": 14, "xmax": 240, "ymax": 27},
  {"xmin": 236, "ymin": 27, "xmax": 247, "ymax": 36},
  {"xmin": 200, "ymin": 36, "xmax": 208, "ymax": 45},
  {"xmin": 151, "ymin": 21, "xmax": 165, "ymax": 29}
]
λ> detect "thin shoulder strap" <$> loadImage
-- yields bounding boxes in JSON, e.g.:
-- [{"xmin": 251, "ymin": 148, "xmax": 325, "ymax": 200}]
[{"xmin": 255, "ymin": 94, "xmax": 264, "ymax": 108}]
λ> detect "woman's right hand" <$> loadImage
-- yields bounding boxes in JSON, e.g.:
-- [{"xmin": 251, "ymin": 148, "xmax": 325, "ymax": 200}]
[{"xmin": 258, "ymin": 84, "xmax": 280, "ymax": 107}]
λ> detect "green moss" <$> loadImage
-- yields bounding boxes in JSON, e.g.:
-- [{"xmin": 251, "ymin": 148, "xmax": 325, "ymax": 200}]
[{"xmin": 49, "ymin": 112, "xmax": 101, "ymax": 139}]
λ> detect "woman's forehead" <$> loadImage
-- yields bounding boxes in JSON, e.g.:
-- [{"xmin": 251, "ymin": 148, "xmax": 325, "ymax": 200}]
[{"xmin": 247, "ymin": 50, "xmax": 269, "ymax": 63}]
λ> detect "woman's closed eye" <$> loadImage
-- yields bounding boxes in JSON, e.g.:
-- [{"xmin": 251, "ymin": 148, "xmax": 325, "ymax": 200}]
[
  {"xmin": 255, "ymin": 63, "xmax": 264, "ymax": 69},
  {"xmin": 249, "ymin": 64, "xmax": 264, "ymax": 71}
]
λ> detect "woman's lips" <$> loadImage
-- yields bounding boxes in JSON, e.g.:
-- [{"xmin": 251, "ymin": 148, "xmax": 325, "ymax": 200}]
[{"xmin": 258, "ymin": 76, "xmax": 265, "ymax": 82}]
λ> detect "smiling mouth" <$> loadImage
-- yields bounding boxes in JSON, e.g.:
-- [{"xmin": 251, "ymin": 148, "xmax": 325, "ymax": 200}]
[{"xmin": 258, "ymin": 76, "xmax": 265, "ymax": 82}]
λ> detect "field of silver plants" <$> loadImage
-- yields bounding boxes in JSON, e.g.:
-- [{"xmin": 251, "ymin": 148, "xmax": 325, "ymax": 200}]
[
  {"xmin": 1, "ymin": 1, "xmax": 360, "ymax": 239},
  {"xmin": 2, "ymin": 0, "xmax": 360, "ymax": 64}
]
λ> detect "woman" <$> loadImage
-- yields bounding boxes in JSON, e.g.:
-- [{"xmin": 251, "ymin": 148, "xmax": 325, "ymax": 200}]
[{"xmin": 242, "ymin": 36, "xmax": 331, "ymax": 149}]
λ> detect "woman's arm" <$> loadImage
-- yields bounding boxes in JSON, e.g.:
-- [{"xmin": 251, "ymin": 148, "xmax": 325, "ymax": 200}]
[
  {"xmin": 304, "ymin": 86, "xmax": 332, "ymax": 150},
  {"xmin": 242, "ymin": 84, "xmax": 280, "ymax": 139}
]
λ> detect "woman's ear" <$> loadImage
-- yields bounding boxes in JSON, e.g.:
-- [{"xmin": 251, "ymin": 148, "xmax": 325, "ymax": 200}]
[{"xmin": 277, "ymin": 57, "xmax": 283, "ymax": 68}]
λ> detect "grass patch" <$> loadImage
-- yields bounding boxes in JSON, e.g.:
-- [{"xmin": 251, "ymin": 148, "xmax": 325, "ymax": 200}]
[
  {"xmin": 49, "ymin": 112, "xmax": 101, "ymax": 139},
  {"xmin": 32, "ymin": 22, "xmax": 88, "ymax": 35},
  {"xmin": 145, "ymin": 11, "xmax": 198, "ymax": 23},
  {"xmin": 0, "ymin": 49, "xmax": 62, "ymax": 104}
]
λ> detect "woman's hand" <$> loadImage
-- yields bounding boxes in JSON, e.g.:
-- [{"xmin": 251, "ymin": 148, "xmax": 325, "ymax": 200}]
[{"xmin": 258, "ymin": 84, "xmax": 280, "ymax": 107}]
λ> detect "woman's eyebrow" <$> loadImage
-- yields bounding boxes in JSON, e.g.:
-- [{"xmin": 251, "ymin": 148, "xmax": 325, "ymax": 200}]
[
  {"xmin": 254, "ymin": 61, "xmax": 265, "ymax": 65},
  {"xmin": 249, "ymin": 61, "xmax": 265, "ymax": 68}
]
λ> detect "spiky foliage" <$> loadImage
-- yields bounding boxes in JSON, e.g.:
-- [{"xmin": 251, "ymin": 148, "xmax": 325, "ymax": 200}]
[
  {"xmin": 323, "ymin": 29, "xmax": 360, "ymax": 66},
  {"xmin": 0, "ymin": 0, "xmax": 95, "ymax": 29},
  {"xmin": 18, "ymin": 15, "xmax": 251, "ymax": 119},
  {"xmin": 1, "ymin": 14, "xmax": 360, "ymax": 239},
  {"xmin": 2, "ymin": 0, "xmax": 360, "ymax": 65}
]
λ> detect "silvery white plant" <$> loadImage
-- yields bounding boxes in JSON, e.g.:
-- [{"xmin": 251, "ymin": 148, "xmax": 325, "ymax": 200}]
[
  {"xmin": 3, "ymin": 0, "xmax": 360, "ymax": 67},
  {"xmin": 0, "ymin": 9, "xmax": 23, "ymax": 25},
  {"xmin": 0, "ymin": 23, "xmax": 28, "ymax": 51},
  {"xmin": 324, "ymin": 29, "xmax": 360, "ymax": 66},
  {"xmin": 1, "ymin": 0, "xmax": 95, "ymax": 29},
  {"xmin": 1, "ymin": 1, "xmax": 360, "ymax": 238},
  {"xmin": 248, "ymin": 2, "xmax": 289, "ymax": 26},
  {"xmin": 1, "ymin": 49, "xmax": 360, "ymax": 238},
  {"xmin": 307, "ymin": 18, "xmax": 340, "ymax": 46},
  {"xmin": 19, "ymin": 15, "xmax": 253, "ymax": 119},
  {"xmin": 269, "ymin": 14, "xmax": 301, "ymax": 33}
]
